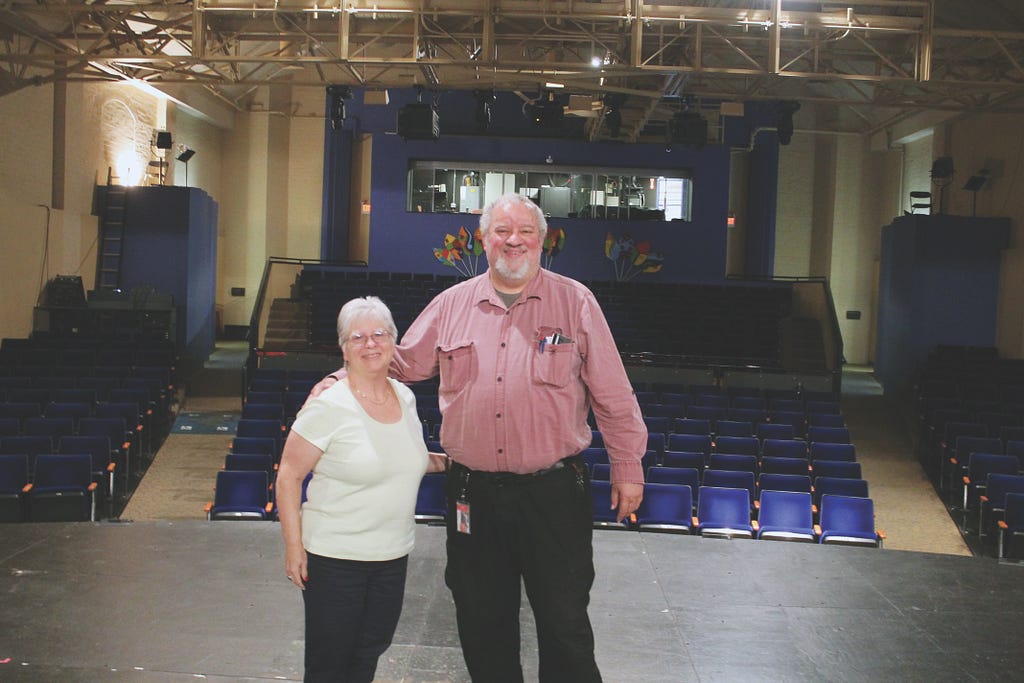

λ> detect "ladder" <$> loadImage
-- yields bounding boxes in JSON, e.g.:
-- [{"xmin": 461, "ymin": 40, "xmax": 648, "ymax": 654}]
[{"xmin": 95, "ymin": 177, "xmax": 128, "ymax": 291}]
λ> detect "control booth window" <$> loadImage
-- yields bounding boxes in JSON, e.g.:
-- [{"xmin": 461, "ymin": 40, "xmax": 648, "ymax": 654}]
[{"xmin": 407, "ymin": 161, "xmax": 692, "ymax": 222}]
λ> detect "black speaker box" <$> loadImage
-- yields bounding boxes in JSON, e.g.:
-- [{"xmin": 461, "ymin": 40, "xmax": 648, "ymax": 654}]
[
  {"xmin": 155, "ymin": 131, "xmax": 173, "ymax": 149},
  {"xmin": 397, "ymin": 103, "xmax": 440, "ymax": 140},
  {"xmin": 42, "ymin": 275, "xmax": 86, "ymax": 308}
]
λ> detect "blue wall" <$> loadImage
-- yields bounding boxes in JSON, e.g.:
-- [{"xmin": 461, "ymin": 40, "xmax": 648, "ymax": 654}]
[
  {"xmin": 324, "ymin": 88, "xmax": 783, "ymax": 284},
  {"xmin": 875, "ymin": 214, "xmax": 1011, "ymax": 393}
]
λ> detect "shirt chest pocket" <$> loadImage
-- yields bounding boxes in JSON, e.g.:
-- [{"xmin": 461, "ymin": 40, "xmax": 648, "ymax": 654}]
[
  {"xmin": 531, "ymin": 342, "xmax": 577, "ymax": 388},
  {"xmin": 439, "ymin": 341, "xmax": 476, "ymax": 394}
]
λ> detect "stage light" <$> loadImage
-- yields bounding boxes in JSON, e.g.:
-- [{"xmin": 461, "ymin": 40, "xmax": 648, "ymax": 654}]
[
  {"xmin": 327, "ymin": 85, "xmax": 351, "ymax": 131},
  {"xmin": 777, "ymin": 101, "xmax": 801, "ymax": 145},
  {"xmin": 474, "ymin": 90, "xmax": 495, "ymax": 132},
  {"xmin": 930, "ymin": 156, "xmax": 954, "ymax": 180}
]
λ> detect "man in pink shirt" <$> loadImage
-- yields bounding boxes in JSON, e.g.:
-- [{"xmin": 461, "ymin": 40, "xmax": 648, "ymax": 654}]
[{"xmin": 320, "ymin": 192, "xmax": 646, "ymax": 682}]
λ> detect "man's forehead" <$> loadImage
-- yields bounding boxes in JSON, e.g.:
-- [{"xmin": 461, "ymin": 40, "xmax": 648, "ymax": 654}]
[{"xmin": 491, "ymin": 206, "xmax": 537, "ymax": 228}]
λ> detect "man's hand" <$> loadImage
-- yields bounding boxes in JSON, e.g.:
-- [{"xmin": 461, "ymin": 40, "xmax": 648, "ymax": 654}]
[
  {"xmin": 305, "ymin": 370, "xmax": 344, "ymax": 404},
  {"xmin": 610, "ymin": 481, "xmax": 644, "ymax": 523}
]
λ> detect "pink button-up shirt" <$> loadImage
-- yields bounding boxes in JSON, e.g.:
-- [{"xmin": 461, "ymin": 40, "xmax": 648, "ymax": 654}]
[{"xmin": 390, "ymin": 268, "xmax": 646, "ymax": 484}]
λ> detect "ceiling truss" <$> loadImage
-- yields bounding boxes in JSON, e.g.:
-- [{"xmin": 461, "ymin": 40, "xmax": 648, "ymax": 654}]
[{"xmin": 1, "ymin": 0, "xmax": 1023, "ymax": 137}]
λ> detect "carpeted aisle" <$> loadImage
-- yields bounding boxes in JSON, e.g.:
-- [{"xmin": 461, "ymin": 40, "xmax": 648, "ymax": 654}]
[{"xmin": 840, "ymin": 367, "xmax": 971, "ymax": 556}]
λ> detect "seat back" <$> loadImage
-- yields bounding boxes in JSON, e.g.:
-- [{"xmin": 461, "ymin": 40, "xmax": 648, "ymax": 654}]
[
  {"xmin": 966, "ymin": 452, "xmax": 1019, "ymax": 482},
  {"xmin": 701, "ymin": 469, "xmax": 756, "ymax": 504},
  {"xmin": 707, "ymin": 453, "xmax": 758, "ymax": 475},
  {"xmin": 756, "ymin": 423, "xmax": 795, "ymax": 441},
  {"xmin": 757, "ymin": 490, "xmax": 814, "ymax": 537},
  {"xmin": 415, "ymin": 472, "xmax": 446, "ymax": 522},
  {"xmin": 1004, "ymin": 493, "xmax": 1024, "ymax": 532},
  {"xmin": 760, "ymin": 456, "xmax": 810, "ymax": 477},
  {"xmin": 715, "ymin": 420, "xmax": 754, "ymax": 437},
  {"xmin": 985, "ymin": 473, "xmax": 1024, "ymax": 510},
  {"xmin": 210, "ymin": 470, "xmax": 270, "ymax": 519},
  {"xmin": 224, "ymin": 452, "xmax": 275, "ymax": 475},
  {"xmin": 758, "ymin": 473, "xmax": 812, "ymax": 495},
  {"xmin": 809, "ymin": 442, "xmax": 856, "ymax": 462},
  {"xmin": 591, "ymin": 463, "xmax": 611, "ymax": 481},
  {"xmin": 714, "ymin": 435, "xmax": 759, "ymax": 455},
  {"xmin": 813, "ymin": 477, "xmax": 869, "ymax": 508},
  {"xmin": 696, "ymin": 486, "xmax": 752, "ymax": 532},
  {"xmin": 647, "ymin": 466, "xmax": 700, "ymax": 491},
  {"xmin": 667, "ymin": 433, "xmax": 711, "ymax": 455},
  {"xmin": 818, "ymin": 494, "xmax": 878, "ymax": 545},
  {"xmin": 672, "ymin": 418, "xmax": 711, "ymax": 436},
  {"xmin": 23, "ymin": 417, "xmax": 76, "ymax": 439},
  {"xmin": 661, "ymin": 450, "xmax": 704, "ymax": 471},
  {"xmin": 762, "ymin": 438, "xmax": 807, "ymax": 459},
  {"xmin": 810, "ymin": 459, "xmax": 862, "ymax": 479},
  {"xmin": 0, "ymin": 454, "xmax": 29, "ymax": 494},
  {"xmin": 806, "ymin": 426, "xmax": 851, "ymax": 444},
  {"xmin": 635, "ymin": 482, "xmax": 693, "ymax": 531},
  {"xmin": 32, "ymin": 453, "xmax": 93, "ymax": 490}
]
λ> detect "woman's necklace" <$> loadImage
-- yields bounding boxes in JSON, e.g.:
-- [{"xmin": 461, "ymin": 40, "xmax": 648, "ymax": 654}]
[{"xmin": 352, "ymin": 383, "xmax": 392, "ymax": 406}]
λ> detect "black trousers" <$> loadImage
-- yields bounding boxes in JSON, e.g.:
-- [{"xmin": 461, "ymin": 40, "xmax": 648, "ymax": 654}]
[
  {"xmin": 302, "ymin": 552, "xmax": 408, "ymax": 683},
  {"xmin": 445, "ymin": 458, "xmax": 602, "ymax": 683}
]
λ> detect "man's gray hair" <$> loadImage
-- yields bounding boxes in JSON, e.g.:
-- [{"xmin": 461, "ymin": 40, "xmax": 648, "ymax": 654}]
[
  {"xmin": 336, "ymin": 295, "xmax": 398, "ymax": 345},
  {"xmin": 479, "ymin": 192, "xmax": 548, "ymax": 239}
]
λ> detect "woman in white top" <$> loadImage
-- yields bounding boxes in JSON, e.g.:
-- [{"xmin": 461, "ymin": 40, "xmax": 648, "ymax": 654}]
[{"xmin": 277, "ymin": 296, "xmax": 447, "ymax": 683}]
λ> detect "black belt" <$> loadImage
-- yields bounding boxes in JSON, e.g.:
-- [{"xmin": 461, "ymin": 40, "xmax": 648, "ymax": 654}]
[{"xmin": 451, "ymin": 455, "xmax": 581, "ymax": 485}]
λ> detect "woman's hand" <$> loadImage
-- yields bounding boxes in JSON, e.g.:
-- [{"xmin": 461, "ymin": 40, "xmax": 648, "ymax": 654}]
[
  {"xmin": 285, "ymin": 545, "xmax": 308, "ymax": 590},
  {"xmin": 427, "ymin": 452, "xmax": 450, "ymax": 473}
]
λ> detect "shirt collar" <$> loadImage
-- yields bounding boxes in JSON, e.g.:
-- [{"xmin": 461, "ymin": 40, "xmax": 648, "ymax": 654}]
[{"xmin": 472, "ymin": 268, "xmax": 546, "ymax": 307}]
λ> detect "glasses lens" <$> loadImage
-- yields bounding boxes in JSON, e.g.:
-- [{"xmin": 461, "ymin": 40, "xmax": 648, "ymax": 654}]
[{"xmin": 349, "ymin": 329, "xmax": 390, "ymax": 347}]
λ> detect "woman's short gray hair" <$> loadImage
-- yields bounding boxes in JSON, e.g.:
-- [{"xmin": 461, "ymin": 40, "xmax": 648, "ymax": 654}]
[
  {"xmin": 336, "ymin": 296, "xmax": 398, "ymax": 346},
  {"xmin": 479, "ymin": 192, "xmax": 548, "ymax": 239}
]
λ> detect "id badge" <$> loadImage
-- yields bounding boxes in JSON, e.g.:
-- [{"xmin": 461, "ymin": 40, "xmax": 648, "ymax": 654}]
[{"xmin": 456, "ymin": 499, "xmax": 471, "ymax": 535}]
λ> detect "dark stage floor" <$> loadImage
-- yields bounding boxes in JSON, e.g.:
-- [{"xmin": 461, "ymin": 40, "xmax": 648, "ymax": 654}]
[{"xmin": 2, "ymin": 522, "xmax": 1023, "ymax": 682}]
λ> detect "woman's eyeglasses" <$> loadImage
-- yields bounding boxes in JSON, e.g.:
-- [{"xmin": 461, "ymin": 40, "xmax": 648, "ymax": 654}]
[{"xmin": 346, "ymin": 329, "xmax": 393, "ymax": 348}]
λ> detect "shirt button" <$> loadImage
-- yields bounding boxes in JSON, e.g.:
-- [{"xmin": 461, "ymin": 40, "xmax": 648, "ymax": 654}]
[
  {"xmin": 501, "ymin": 342, "xmax": 506, "ymax": 348},
  {"xmin": 497, "ymin": 376, "xmax": 502, "ymax": 382},
  {"xmin": 496, "ymin": 413, "xmax": 501, "ymax": 418},
  {"xmin": 498, "ymin": 448, "xmax": 503, "ymax": 454}
]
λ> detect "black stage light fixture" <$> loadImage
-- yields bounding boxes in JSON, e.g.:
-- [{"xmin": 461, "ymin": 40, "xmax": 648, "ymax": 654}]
[
  {"xmin": 930, "ymin": 156, "xmax": 955, "ymax": 181},
  {"xmin": 777, "ymin": 101, "xmax": 801, "ymax": 145},
  {"xmin": 668, "ymin": 110, "xmax": 707, "ymax": 147},
  {"xmin": 530, "ymin": 99, "xmax": 564, "ymax": 128},
  {"xmin": 327, "ymin": 85, "xmax": 351, "ymax": 131},
  {"xmin": 474, "ymin": 90, "xmax": 495, "ymax": 132},
  {"xmin": 603, "ymin": 94, "xmax": 625, "ymax": 138},
  {"xmin": 397, "ymin": 102, "xmax": 440, "ymax": 140},
  {"xmin": 155, "ymin": 131, "xmax": 173, "ymax": 149}
]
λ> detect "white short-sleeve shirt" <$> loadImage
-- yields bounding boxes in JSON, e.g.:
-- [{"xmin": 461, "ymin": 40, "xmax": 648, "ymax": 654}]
[{"xmin": 290, "ymin": 377, "xmax": 428, "ymax": 561}]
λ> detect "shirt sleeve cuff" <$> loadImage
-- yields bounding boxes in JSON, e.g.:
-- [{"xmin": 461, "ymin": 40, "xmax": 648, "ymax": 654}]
[{"xmin": 609, "ymin": 459, "xmax": 645, "ymax": 484}]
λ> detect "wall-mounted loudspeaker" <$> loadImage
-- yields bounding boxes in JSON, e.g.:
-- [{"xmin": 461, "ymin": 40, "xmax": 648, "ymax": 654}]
[{"xmin": 397, "ymin": 103, "xmax": 440, "ymax": 140}]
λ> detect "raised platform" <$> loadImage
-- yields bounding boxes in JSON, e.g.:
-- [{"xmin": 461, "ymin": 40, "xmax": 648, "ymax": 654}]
[{"xmin": 2, "ymin": 522, "xmax": 1023, "ymax": 681}]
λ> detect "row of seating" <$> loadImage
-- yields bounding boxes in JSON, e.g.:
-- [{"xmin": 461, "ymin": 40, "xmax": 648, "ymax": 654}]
[
  {"xmin": 913, "ymin": 345, "xmax": 1024, "ymax": 556},
  {"xmin": 0, "ymin": 451, "xmax": 105, "ymax": 522},
  {"xmin": 0, "ymin": 336, "xmax": 177, "ymax": 520}
]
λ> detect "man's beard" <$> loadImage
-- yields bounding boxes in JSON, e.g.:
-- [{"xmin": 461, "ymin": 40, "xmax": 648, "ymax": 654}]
[{"xmin": 493, "ymin": 253, "xmax": 532, "ymax": 282}]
